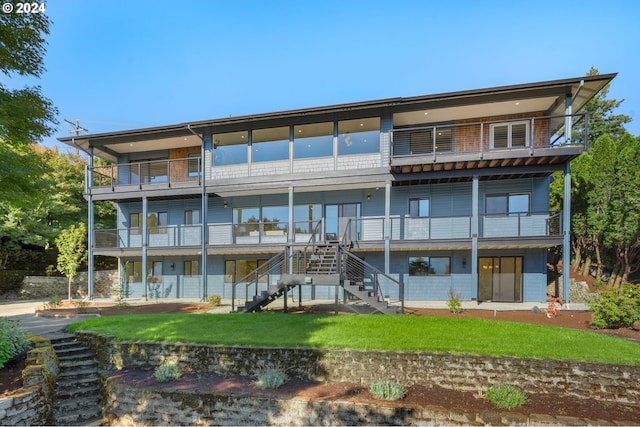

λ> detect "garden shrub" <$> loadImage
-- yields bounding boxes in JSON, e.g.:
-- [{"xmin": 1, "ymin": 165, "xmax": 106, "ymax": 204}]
[
  {"xmin": 486, "ymin": 384, "xmax": 527, "ymax": 409},
  {"xmin": 447, "ymin": 288, "xmax": 463, "ymax": 314},
  {"xmin": 254, "ymin": 367, "xmax": 287, "ymax": 389},
  {"xmin": 208, "ymin": 294, "xmax": 221, "ymax": 307},
  {"xmin": 0, "ymin": 318, "xmax": 30, "ymax": 369},
  {"xmin": 369, "ymin": 380, "xmax": 405, "ymax": 401},
  {"xmin": 48, "ymin": 295, "xmax": 62, "ymax": 307},
  {"xmin": 154, "ymin": 362, "xmax": 182, "ymax": 382},
  {"xmin": 590, "ymin": 284, "xmax": 640, "ymax": 329}
]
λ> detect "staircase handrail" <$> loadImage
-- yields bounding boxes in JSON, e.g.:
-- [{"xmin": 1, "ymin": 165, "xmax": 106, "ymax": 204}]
[
  {"xmin": 340, "ymin": 246, "xmax": 404, "ymax": 312},
  {"xmin": 294, "ymin": 219, "xmax": 324, "ymax": 274},
  {"xmin": 231, "ymin": 249, "xmax": 287, "ymax": 311}
]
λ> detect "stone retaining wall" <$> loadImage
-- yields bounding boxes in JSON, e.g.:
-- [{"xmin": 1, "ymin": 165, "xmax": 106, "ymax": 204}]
[
  {"xmin": 0, "ymin": 337, "xmax": 59, "ymax": 425},
  {"xmin": 75, "ymin": 331, "xmax": 640, "ymax": 404},
  {"xmin": 20, "ymin": 270, "xmax": 118, "ymax": 299}
]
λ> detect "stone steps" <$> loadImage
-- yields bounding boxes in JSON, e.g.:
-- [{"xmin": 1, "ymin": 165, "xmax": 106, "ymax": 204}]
[{"xmin": 52, "ymin": 336, "xmax": 103, "ymax": 426}]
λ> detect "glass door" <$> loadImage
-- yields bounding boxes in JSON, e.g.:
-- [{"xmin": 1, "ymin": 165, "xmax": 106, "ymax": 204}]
[
  {"xmin": 325, "ymin": 203, "xmax": 360, "ymax": 241},
  {"xmin": 478, "ymin": 257, "xmax": 523, "ymax": 302}
]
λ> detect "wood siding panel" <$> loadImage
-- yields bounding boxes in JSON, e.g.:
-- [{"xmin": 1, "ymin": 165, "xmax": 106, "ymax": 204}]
[{"xmin": 169, "ymin": 147, "xmax": 200, "ymax": 182}]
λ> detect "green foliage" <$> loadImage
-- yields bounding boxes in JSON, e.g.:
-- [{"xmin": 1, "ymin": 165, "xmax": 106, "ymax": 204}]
[
  {"xmin": 0, "ymin": 318, "xmax": 30, "ymax": 369},
  {"xmin": 369, "ymin": 380, "xmax": 405, "ymax": 401},
  {"xmin": 75, "ymin": 300, "xmax": 90, "ymax": 314},
  {"xmin": 208, "ymin": 294, "xmax": 221, "ymax": 307},
  {"xmin": 55, "ymin": 223, "xmax": 87, "ymax": 283},
  {"xmin": 447, "ymin": 288, "xmax": 463, "ymax": 314},
  {"xmin": 254, "ymin": 367, "xmax": 287, "ymax": 390},
  {"xmin": 486, "ymin": 384, "xmax": 527, "ymax": 409},
  {"xmin": 590, "ymin": 284, "xmax": 640, "ymax": 329},
  {"xmin": 115, "ymin": 296, "xmax": 130, "ymax": 309},
  {"xmin": 48, "ymin": 295, "xmax": 61, "ymax": 308},
  {"xmin": 153, "ymin": 362, "xmax": 182, "ymax": 382},
  {"xmin": 68, "ymin": 313, "xmax": 640, "ymax": 366}
]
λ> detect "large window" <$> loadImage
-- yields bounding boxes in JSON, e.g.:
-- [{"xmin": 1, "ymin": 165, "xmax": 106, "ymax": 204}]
[
  {"xmin": 130, "ymin": 212, "xmax": 167, "ymax": 234},
  {"xmin": 184, "ymin": 209, "xmax": 200, "ymax": 225},
  {"xmin": 262, "ymin": 205, "xmax": 288, "ymax": 234},
  {"xmin": 224, "ymin": 259, "xmax": 267, "ymax": 283},
  {"xmin": 233, "ymin": 207, "xmax": 260, "ymax": 237},
  {"xmin": 125, "ymin": 261, "xmax": 162, "ymax": 283},
  {"xmin": 294, "ymin": 122, "xmax": 333, "ymax": 159},
  {"xmin": 409, "ymin": 198, "xmax": 430, "ymax": 217},
  {"xmin": 184, "ymin": 260, "xmax": 199, "ymax": 277},
  {"xmin": 187, "ymin": 153, "xmax": 201, "ymax": 177},
  {"xmin": 252, "ymin": 127, "xmax": 289, "ymax": 162},
  {"xmin": 490, "ymin": 121, "xmax": 529, "ymax": 149},
  {"xmin": 409, "ymin": 127, "xmax": 453, "ymax": 154},
  {"xmin": 338, "ymin": 118, "xmax": 380, "ymax": 155},
  {"xmin": 293, "ymin": 204, "xmax": 322, "ymax": 233},
  {"xmin": 486, "ymin": 193, "xmax": 530, "ymax": 216},
  {"xmin": 409, "ymin": 256, "xmax": 450, "ymax": 276},
  {"xmin": 213, "ymin": 131, "xmax": 248, "ymax": 166}
]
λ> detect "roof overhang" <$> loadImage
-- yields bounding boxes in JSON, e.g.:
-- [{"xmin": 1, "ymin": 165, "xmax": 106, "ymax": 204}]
[{"xmin": 58, "ymin": 73, "xmax": 616, "ymax": 162}]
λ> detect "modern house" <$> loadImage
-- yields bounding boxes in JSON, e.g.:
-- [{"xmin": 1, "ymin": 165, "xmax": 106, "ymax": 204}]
[{"xmin": 60, "ymin": 73, "xmax": 615, "ymax": 313}]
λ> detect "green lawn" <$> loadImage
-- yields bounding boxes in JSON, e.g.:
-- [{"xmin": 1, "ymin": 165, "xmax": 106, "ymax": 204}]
[{"xmin": 67, "ymin": 312, "xmax": 640, "ymax": 365}]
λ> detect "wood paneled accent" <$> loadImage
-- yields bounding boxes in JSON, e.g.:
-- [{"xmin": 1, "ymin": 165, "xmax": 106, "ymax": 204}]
[{"xmin": 169, "ymin": 147, "xmax": 200, "ymax": 182}]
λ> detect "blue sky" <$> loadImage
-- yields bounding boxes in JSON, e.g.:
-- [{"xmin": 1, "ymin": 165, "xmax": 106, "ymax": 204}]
[{"xmin": 14, "ymin": 0, "xmax": 640, "ymax": 150}]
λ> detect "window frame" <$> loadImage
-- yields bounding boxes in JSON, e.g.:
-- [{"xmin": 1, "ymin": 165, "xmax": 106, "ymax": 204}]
[
  {"xmin": 409, "ymin": 198, "xmax": 430, "ymax": 218},
  {"xmin": 489, "ymin": 120, "xmax": 530, "ymax": 149},
  {"xmin": 486, "ymin": 193, "xmax": 531, "ymax": 216},
  {"xmin": 408, "ymin": 256, "xmax": 451, "ymax": 276},
  {"xmin": 183, "ymin": 260, "xmax": 199, "ymax": 277}
]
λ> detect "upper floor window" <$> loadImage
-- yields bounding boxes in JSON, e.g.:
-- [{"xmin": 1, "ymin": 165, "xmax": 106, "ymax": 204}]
[
  {"xmin": 294, "ymin": 204, "xmax": 322, "ymax": 233},
  {"xmin": 213, "ymin": 131, "xmax": 248, "ymax": 166},
  {"xmin": 184, "ymin": 209, "xmax": 200, "ymax": 225},
  {"xmin": 409, "ymin": 198, "xmax": 430, "ymax": 217},
  {"xmin": 486, "ymin": 193, "xmax": 530, "ymax": 216},
  {"xmin": 338, "ymin": 118, "xmax": 380, "ymax": 155},
  {"xmin": 294, "ymin": 122, "xmax": 333, "ymax": 159},
  {"xmin": 409, "ymin": 256, "xmax": 450, "ymax": 276},
  {"xmin": 490, "ymin": 121, "xmax": 529, "ymax": 149},
  {"xmin": 409, "ymin": 127, "xmax": 453, "ymax": 154},
  {"xmin": 187, "ymin": 153, "xmax": 201, "ymax": 177},
  {"xmin": 252, "ymin": 126, "xmax": 289, "ymax": 162}
]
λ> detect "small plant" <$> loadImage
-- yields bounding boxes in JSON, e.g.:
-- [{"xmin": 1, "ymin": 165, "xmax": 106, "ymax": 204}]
[
  {"xmin": 115, "ymin": 295, "xmax": 130, "ymax": 309},
  {"xmin": 75, "ymin": 300, "xmax": 90, "ymax": 314},
  {"xmin": 369, "ymin": 380, "xmax": 405, "ymax": 401},
  {"xmin": 485, "ymin": 384, "xmax": 527, "ymax": 409},
  {"xmin": 254, "ymin": 367, "xmax": 287, "ymax": 389},
  {"xmin": 447, "ymin": 288, "xmax": 463, "ymax": 314},
  {"xmin": 208, "ymin": 294, "xmax": 221, "ymax": 307},
  {"xmin": 590, "ymin": 284, "xmax": 640, "ymax": 329},
  {"xmin": 154, "ymin": 362, "xmax": 182, "ymax": 382},
  {"xmin": 0, "ymin": 318, "xmax": 30, "ymax": 369},
  {"xmin": 48, "ymin": 295, "xmax": 62, "ymax": 308}
]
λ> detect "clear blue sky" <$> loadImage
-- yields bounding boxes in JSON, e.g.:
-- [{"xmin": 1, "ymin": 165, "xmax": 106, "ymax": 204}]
[{"xmin": 18, "ymin": 0, "xmax": 640, "ymax": 150}]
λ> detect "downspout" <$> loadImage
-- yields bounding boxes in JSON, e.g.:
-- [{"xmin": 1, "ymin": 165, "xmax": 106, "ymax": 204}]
[
  {"xmin": 86, "ymin": 140, "xmax": 95, "ymax": 299},
  {"xmin": 187, "ymin": 125, "xmax": 208, "ymax": 300}
]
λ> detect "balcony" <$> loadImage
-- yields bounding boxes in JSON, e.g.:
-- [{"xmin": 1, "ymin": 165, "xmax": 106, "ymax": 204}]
[
  {"xmin": 93, "ymin": 212, "xmax": 562, "ymax": 252},
  {"xmin": 391, "ymin": 114, "xmax": 586, "ymax": 175}
]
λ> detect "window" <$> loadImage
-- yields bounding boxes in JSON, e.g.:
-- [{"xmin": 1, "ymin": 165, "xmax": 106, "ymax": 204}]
[
  {"xmin": 184, "ymin": 209, "xmax": 200, "ymax": 225},
  {"xmin": 409, "ymin": 256, "xmax": 450, "ymax": 276},
  {"xmin": 409, "ymin": 127, "xmax": 453, "ymax": 154},
  {"xmin": 409, "ymin": 198, "xmax": 430, "ymax": 217},
  {"xmin": 233, "ymin": 207, "xmax": 260, "ymax": 237},
  {"xmin": 224, "ymin": 259, "xmax": 267, "ymax": 283},
  {"xmin": 130, "ymin": 212, "xmax": 168, "ymax": 234},
  {"xmin": 252, "ymin": 126, "xmax": 289, "ymax": 162},
  {"xmin": 338, "ymin": 118, "xmax": 380, "ymax": 155},
  {"xmin": 184, "ymin": 260, "xmax": 199, "ymax": 277},
  {"xmin": 125, "ymin": 261, "xmax": 162, "ymax": 283},
  {"xmin": 294, "ymin": 122, "xmax": 333, "ymax": 159},
  {"xmin": 293, "ymin": 204, "xmax": 322, "ymax": 233},
  {"xmin": 187, "ymin": 153, "xmax": 201, "ymax": 177},
  {"xmin": 213, "ymin": 131, "xmax": 248, "ymax": 165},
  {"xmin": 130, "ymin": 213, "xmax": 142, "ymax": 235},
  {"xmin": 490, "ymin": 121, "xmax": 529, "ymax": 149},
  {"xmin": 262, "ymin": 205, "xmax": 288, "ymax": 234},
  {"xmin": 486, "ymin": 193, "xmax": 530, "ymax": 216}
]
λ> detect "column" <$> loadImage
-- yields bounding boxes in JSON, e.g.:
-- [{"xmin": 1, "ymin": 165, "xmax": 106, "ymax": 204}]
[
  {"xmin": 384, "ymin": 179, "xmax": 391, "ymax": 274},
  {"xmin": 142, "ymin": 195, "xmax": 148, "ymax": 300},
  {"xmin": 471, "ymin": 175, "xmax": 479, "ymax": 301},
  {"xmin": 563, "ymin": 95, "xmax": 573, "ymax": 304},
  {"xmin": 87, "ymin": 145, "xmax": 95, "ymax": 299}
]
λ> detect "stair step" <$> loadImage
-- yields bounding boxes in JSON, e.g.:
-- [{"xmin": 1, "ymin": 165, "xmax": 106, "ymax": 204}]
[
  {"xmin": 58, "ymin": 367, "xmax": 100, "ymax": 380},
  {"xmin": 60, "ymin": 358, "xmax": 99, "ymax": 369},
  {"xmin": 58, "ymin": 351, "xmax": 95, "ymax": 361},
  {"xmin": 57, "ymin": 376, "xmax": 100, "ymax": 390},
  {"xmin": 55, "ymin": 409, "xmax": 104, "ymax": 426},
  {"xmin": 55, "ymin": 393, "xmax": 102, "ymax": 411}
]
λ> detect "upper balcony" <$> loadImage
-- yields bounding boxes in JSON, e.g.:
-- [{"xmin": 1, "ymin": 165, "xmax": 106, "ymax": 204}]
[{"xmin": 390, "ymin": 113, "xmax": 586, "ymax": 176}]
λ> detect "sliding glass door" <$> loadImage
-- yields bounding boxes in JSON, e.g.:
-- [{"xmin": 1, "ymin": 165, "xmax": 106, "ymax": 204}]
[{"xmin": 478, "ymin": 257, "xmax": 523, "ymax": 302}]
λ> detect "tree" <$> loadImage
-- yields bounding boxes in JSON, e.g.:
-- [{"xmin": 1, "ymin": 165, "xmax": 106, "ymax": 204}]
[
  {"xmin": 0, "ymin": 3, "xmax": 58, "ymax": 146},
  {"xmin": 55, "ymin": 223, "xmax": 87, "ymax": 301}
]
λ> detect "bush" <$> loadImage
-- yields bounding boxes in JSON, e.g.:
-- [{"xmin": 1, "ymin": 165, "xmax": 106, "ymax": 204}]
[
  {"xmin": 48, "ymin": 295, "xmax": 62, "ymax": 308},
  {"xmin": 254, "ymin": 367, "xmax": 287, "ymax": 389},
  {"xmin": 486, "ymin": 384, "xmax": 527, "ymax": 409},
  {"xmin": 0, "ymin": 318, "xmax": 30, "ymax": 369},
  {"xmin": 447, "ymin": 288, "xmax": 463, "ymax": 314},
  {"xmin": 75, "ymin": 300, "xmax": 90, "ymax": 314},
  {"xmin": 154, "ymin": 362, "xmax": 182, "ymax": 382},
  {"xmin": 590, "ymin": 284, "xmax": 640, "ymax": 329},
  {"xmin": 208, "ymin": 294, "xmax": 221, "ymax": 307},
  {"xmin": 369, "ymin": 380, "xmax": 405, "ymax": 401}
]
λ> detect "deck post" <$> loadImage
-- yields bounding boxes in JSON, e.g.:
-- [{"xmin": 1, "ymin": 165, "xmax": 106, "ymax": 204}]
[
  {"xmin": 142, "ymin": 195, "xmax": 148, "ymax": 301},
  {"xmin": 563, "ymin": 95, "xmax": 573, "ymax": 304},
  {"xmin": 87, "ymin": 144, "xmax": 95, "ymax": 299}
]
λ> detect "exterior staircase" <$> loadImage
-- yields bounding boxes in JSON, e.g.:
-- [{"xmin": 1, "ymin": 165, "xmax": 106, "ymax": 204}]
[
  {"xmin": 343, "ymin": 279, "xmax": 397, "ymax": 314},
  {"xmin": 237, "ymin": 282, "xmax": 298, "ymax": 313},
  {"xmin": 306, "ymin": 244, "xmax": 338, "ymax": 274},
  {"xmin": 52, "ymin": 335, "xmax": 103, "ymax": 426}
]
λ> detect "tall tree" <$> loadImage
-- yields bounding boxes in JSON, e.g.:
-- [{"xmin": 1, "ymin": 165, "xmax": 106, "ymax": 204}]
[
  {"xmin": 55, "ymin": 223, "xmax": 87, "ymax": 301},
  {"xmin": 0, "ymin": 2, "xmax": 58, "ymax": 146}
]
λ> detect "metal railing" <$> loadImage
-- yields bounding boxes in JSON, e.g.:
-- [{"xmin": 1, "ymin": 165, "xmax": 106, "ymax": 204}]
[
  {"xmin": 391, "ymin": 113, "xmax": 586, "ymax": 160},
  {"xmin": 231, "ymin": 250, "xmax": 288, "ymax": 311},
  {"xmin": 480, "ymin": 211, "xmax": 562, "ymax": 238},
  {"xmin": 88, "ymin": 156, "xmax": 201, "ymax": 190}
]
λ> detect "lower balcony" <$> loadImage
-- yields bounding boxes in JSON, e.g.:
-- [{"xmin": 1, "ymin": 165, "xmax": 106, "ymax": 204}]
[{"xmin": 93, "ymin": 212, "xmax": 562, "ymax": 253}]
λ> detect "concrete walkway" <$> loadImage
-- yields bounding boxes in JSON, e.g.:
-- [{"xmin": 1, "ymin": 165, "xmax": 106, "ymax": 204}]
[{"xmin": 1, "ymin": 300, "xmax": 89, "ymax": 340}]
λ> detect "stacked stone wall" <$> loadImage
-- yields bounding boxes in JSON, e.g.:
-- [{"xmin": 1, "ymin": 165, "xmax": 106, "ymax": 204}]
[{"xmin": 19, "ymin": 270, "xmax": 118, "ymax": 299}]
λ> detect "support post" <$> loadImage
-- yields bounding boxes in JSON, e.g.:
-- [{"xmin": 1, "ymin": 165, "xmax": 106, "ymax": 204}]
[
  {"xmin": 563, "ymin": 95, "xmax": 573, "ymax": 304},
  {"xmin": 384, "ymin": 179, "xmax": 391, "ymax": 274},
  {"xmin": 87, "ymin": 145, "xmax": 95, "ymax": 299},
  {"xmin": 471, "ymin": 175, "xmax": 479, "ymax": 301},
  {"xmin": 142, "ymin": 195, "xmax": 148, "ymax": 301}
]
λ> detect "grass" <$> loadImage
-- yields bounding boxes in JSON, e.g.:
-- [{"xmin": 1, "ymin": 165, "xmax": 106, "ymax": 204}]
[{"xmin": 67, "ymin": 312, "xmax": 640, "ymax": 365}]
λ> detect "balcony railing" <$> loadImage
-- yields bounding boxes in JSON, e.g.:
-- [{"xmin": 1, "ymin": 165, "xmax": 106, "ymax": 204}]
[
  {"xmin": 93, "ymin": 213, "xmax": 561, "ymax": 250},
  {"xmin": 88, "ymin": 157, "xmax": 201, "ymax": 190},
  {"xmin": 391, "ymin": 113, "xmax": 586, "ymax": 160}
]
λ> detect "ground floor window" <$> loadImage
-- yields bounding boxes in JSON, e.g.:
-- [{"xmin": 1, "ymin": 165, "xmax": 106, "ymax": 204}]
[
  {"xmin": 124, "ymin": 261, "xmax": 162, "ymax": 283},
  {"xmin": 408, "ymin": 256, "xmax": 450, "ymax": 276},
  {"xmin": 184, "ymin": 260, "xmax": 199, "ymax": 277},
  {"xmin": 478, "ymin": 256, "xmax": 522, "ymax": 302},
  {"xmin": 224, "ymin": 259, "xmax": 268, "ymax": 283}
]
